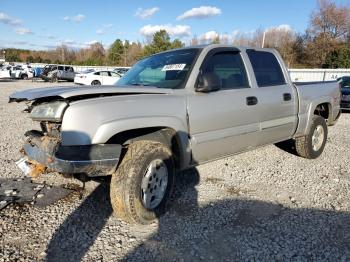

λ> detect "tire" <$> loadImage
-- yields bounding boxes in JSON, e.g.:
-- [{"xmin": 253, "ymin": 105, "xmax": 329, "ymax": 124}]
[
  {"xmin": 50, "ymin": 73, "xmax": 58, "ymax": 83},
  {"xmin": 21, "ymin": 74, "xmax": 28, "ymax": 80},
  {"xmin": 295, "ymin": 115, "xmax": 328, "ymax": 159},
  {"xmin": 91, "ymin": 80, "xmax": 101, "ymax": 85},
  {"xmin": 110, "ymin": 140, "xmax": 175, "ymax": 224}
]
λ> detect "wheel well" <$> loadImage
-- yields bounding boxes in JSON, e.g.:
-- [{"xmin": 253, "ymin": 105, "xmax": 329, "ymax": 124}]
[
  {"xmin": 107, "ymin": 127, "xmax": 183, "ymax": 169},
  {"xmin": 314, "ymin": 103, "xmax": 330, "ymax": 121}
]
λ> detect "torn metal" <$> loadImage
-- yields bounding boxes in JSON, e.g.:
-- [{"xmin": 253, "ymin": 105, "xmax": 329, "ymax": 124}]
[{"xmin": 0, "ymin": 177, "xmax": 73, "ymax": 210}]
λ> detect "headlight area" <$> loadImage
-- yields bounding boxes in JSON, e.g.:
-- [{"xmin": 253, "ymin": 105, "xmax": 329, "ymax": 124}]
[{"xmin": 30, "ymin": 101, "xmax": 69, "ymax": 122}]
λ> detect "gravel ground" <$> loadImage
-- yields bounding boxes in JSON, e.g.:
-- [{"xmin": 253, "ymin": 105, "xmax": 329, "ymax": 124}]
[{"xmin": 0, "ymin": 79, "xmax": 350, "ymax": 262}]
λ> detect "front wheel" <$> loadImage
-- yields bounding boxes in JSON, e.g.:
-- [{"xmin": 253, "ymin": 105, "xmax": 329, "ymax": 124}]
[
  {"xmin": 295, "ymin": 115, "xmax": 328, "ymax": 159},
  {"xmin": 110, "ymin": 140, "xmax": 175, "ymax": 224}
]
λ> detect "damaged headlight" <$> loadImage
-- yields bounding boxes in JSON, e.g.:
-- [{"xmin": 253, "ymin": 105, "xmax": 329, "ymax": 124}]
[{"xmin": 30, "ymin": 101, "xmax": 68, "ymax": 122}]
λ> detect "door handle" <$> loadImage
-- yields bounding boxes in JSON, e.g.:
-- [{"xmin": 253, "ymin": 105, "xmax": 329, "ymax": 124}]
[
  {"xmin": 283, "ymin": 93, "xmax": 292, "ymax": 101},
  {"xmin": 246, "ymin": 96, "xmax": 258, "ymax": 106}
]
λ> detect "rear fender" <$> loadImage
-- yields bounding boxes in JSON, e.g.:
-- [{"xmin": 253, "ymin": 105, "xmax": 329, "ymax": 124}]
[{"xmin": 296, "ymin": 97, "xmax": 332, "ymax": 137}]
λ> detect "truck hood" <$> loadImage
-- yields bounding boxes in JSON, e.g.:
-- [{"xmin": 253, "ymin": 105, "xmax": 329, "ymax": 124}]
[{"xmin": 9, "ymin": 85, "xmax": 173, "ymax": 102}]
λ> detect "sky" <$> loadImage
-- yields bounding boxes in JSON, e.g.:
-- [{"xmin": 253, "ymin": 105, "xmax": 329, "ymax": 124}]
[{"xmin": 0, "ymin": 0, "xmax": 349, "ymax": 50}]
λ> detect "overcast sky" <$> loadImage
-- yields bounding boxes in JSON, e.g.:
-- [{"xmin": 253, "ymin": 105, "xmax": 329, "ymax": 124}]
[{"xmin": 0, "ymin": 0, "xmax": 349, "ymax": 50}]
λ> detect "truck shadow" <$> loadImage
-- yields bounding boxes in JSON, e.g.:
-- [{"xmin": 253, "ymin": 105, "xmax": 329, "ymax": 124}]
[
  {"xmin": 274, "ymin": 139, "xmax": 299, "ymax": 156},
  {"xmin": 44, "ymin": 167, "xmax": 350, "ymax": 261},
  {"xmin": 45, "ymin": 182, "xmax": 113, "ymax": 262},
  {"xmin": 123, "ymin": 169, "xmax": 350, "ymax": 261}
]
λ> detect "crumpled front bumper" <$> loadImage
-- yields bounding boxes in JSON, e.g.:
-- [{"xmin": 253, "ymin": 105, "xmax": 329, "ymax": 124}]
[{"xmin": 22, "ymin": 131, "xmax": 121, "ymax": 177}]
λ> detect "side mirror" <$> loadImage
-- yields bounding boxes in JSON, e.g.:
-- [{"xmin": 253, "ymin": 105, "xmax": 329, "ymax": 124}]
[{"xmin": 196, "ymin": 72, "xmax": 221, "ymax": 92}]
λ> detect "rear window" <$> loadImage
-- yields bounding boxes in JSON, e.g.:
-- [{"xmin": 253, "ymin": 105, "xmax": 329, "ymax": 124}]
[{"xmin": 247, "ymin": 50, "xmax": 285, "ymax": 87}]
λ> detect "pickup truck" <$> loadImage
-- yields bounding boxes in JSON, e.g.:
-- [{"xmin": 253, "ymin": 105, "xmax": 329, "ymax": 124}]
[{"xmin": 9, "ymin": 44, "xmax": 341, "ymax": 224}]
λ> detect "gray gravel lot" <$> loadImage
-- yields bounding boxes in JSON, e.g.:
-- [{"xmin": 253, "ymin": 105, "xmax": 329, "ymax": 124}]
[{"xmin": 0, "ymin": 79, "xmax": 350, "ymax": 261}]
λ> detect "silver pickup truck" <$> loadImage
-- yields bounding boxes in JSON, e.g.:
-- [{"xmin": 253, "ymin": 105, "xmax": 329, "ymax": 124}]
[{"xmin": 9, "ymin": 44, "xmax": 341, "ymax": 224}]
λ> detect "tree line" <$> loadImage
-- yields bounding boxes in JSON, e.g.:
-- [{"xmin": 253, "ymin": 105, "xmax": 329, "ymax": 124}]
[{"xmin": 2, "ymin": 0, "xmax": 350, "ymax": 68}]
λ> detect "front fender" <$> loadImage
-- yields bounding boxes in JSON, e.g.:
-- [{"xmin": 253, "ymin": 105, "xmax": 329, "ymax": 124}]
[{"xmin": 92, "ymin": 116, "xmax": 188, "ymax": 144}]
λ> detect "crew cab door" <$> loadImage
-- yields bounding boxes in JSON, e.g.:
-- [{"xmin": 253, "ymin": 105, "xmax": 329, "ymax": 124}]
[
  {"xmin": 188, "ymin": 49, "xmax": 260, "ymax": 163},
  {"xmin": 246, "ymin": 49, "xmax": 298, "ymax": 145}
]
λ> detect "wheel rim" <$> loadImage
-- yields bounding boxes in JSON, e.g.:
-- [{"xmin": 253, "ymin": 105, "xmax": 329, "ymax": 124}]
[
  {"xmin": 141, "ymin": 159, "xmax": 168, "ymax": 209},
  {"xmin": 311, "ymin": 125, "xmax": 324, "ymax": 151}
]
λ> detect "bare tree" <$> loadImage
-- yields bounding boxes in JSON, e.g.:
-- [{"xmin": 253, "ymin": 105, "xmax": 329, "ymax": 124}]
[
  {"xmin": 264, "ymin": 26, "xmax": 297, "ymax": 67},
  {"xmin": 190, "ymin": 36, "xmax": 199, "ymax": 46},
  {"xmin": 305, "ymin": 0, "xmax": 350, "ymax": 67}
]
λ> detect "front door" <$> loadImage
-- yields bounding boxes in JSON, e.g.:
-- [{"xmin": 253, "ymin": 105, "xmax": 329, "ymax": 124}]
[{"xmin": 188, "ymin": 50, "xmax": 260, "ymax": 163}]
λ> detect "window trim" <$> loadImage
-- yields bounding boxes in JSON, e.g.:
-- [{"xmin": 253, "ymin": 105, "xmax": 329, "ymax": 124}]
[
  {"xmin": 197, "ymin": 48, "xmax": 251, "ymax": 90},
  {"xmin": 246, "ymin": 49, "xmax": 286, "ymax": 87}
]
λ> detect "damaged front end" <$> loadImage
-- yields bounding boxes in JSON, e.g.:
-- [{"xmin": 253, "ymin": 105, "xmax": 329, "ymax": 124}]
[{"xmin": 12, "ymin": 98, "xmax": 121, "ymax": 178}]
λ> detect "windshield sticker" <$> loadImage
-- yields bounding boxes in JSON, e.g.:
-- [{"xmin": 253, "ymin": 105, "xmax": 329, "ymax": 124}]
[{"xmin": 161, "ymin": 64, "xmax": 186, "ymax": 71}]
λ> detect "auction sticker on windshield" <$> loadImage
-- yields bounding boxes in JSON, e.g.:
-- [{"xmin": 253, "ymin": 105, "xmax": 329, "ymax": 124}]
[{"xmin": 161, "ymin": 64, "xmax": 186, "ymax": 71}]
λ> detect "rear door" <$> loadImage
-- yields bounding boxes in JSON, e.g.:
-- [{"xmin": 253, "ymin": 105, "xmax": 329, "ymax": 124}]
[
  {"xmin": 188, "ymin": 49, "xmax": 260, "ymax": 163},
  {"xmin": 99, "ymin": 71, "xmax": 110, "ymax": 85},
  {"xmin": 66, "ymin": 67, "xmax": 75, "ymax": 80},
  {"xmin": 246, "ymin": 49, "xmax": 298, "ymax": 145}
]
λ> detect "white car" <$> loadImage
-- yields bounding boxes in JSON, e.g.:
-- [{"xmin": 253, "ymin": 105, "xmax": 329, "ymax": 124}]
[
  {"xmin": 0, "ymin": 66, "xmax": 11, "ymax": 78},
  {"xmin": 74, "ymin": 70, "xmax": 121, "ymax": 85},
  {"xmin": 10, "ymin": 65, "xmax": 34, "ymax": 79}
]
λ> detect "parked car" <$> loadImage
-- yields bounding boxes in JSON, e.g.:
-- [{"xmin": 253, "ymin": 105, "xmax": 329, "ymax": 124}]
[
  {"xmin": 113, "ymin": 67, "xmax": 130, "ymax": 76},
  {"xmin": 9, "ymin": 45, "xmax": 341, "ymax": 224},
  {"xmin": 74, "ymin": 69, "xmax": 121, "ymax": 85},
  {"xmin": 33, "ymin": 67, "xmax": 43, "ymax": 78},
  {"xmin": 0, "ymin": 65, "xmax": 11, "ymax": 78},
  {"xmin": 338, "ymin": 76, "xmax": 350, "ymax": 110},
  {"xmin": 41, "ymin": 65, "xmax": 75, "ymax": 82},
  {"xmin": 10, "ymin": 65, "xmax": 34, "ymax": 79}
]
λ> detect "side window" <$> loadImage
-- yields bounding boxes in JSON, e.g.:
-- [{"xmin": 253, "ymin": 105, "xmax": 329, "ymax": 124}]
[
  {"xmin": 94, "ymin": 72, "xmax": 100, "ymax": 76},
  {"xmin": 58, "ymin": 66, "xmax": 64, "ymax": 71},
  {"xmin": 100, "ymin": 71, "xmax": 109, "ymax": 77},
  {"xmin": 203, "ymin": 52, "xmax": 249, "ymax": 89},
  {"xmin": 110, "ymin": 72, "xmax": 120, "ymax": 77},
  {"xmin": 247, "ymin": 50, "xmax": 285, "ymax": 87}
]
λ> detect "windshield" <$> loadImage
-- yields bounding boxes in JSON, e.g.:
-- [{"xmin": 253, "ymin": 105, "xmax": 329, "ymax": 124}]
[{"xmin": 117, "ymin": 48, "xmax": 200, "ymax": 89}]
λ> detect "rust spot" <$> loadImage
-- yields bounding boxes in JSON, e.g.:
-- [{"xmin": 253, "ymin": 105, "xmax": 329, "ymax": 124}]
[{"xmin": 27, "ymin": 160, "xmax": 46, "ymax": 178}]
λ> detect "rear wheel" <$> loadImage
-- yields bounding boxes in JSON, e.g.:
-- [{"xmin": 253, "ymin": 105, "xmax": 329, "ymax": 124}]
[
  {"xmin": 50, "ymin": 73, "xmax": 58, "ymax": 83},
  {"xmin": 91, "ymin": 80, "xmax": 101, "ymax": 85},
  {"xmin": 21, "ymin": 74, "xmax": 28, "ymax": 80},
  {"xmin": 110, "ymin": 140, "xmax": 175, "ymax": 224},
  {"xmin": 295, "ymin": 115, "xmax": 328, "ymax": 159}
]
